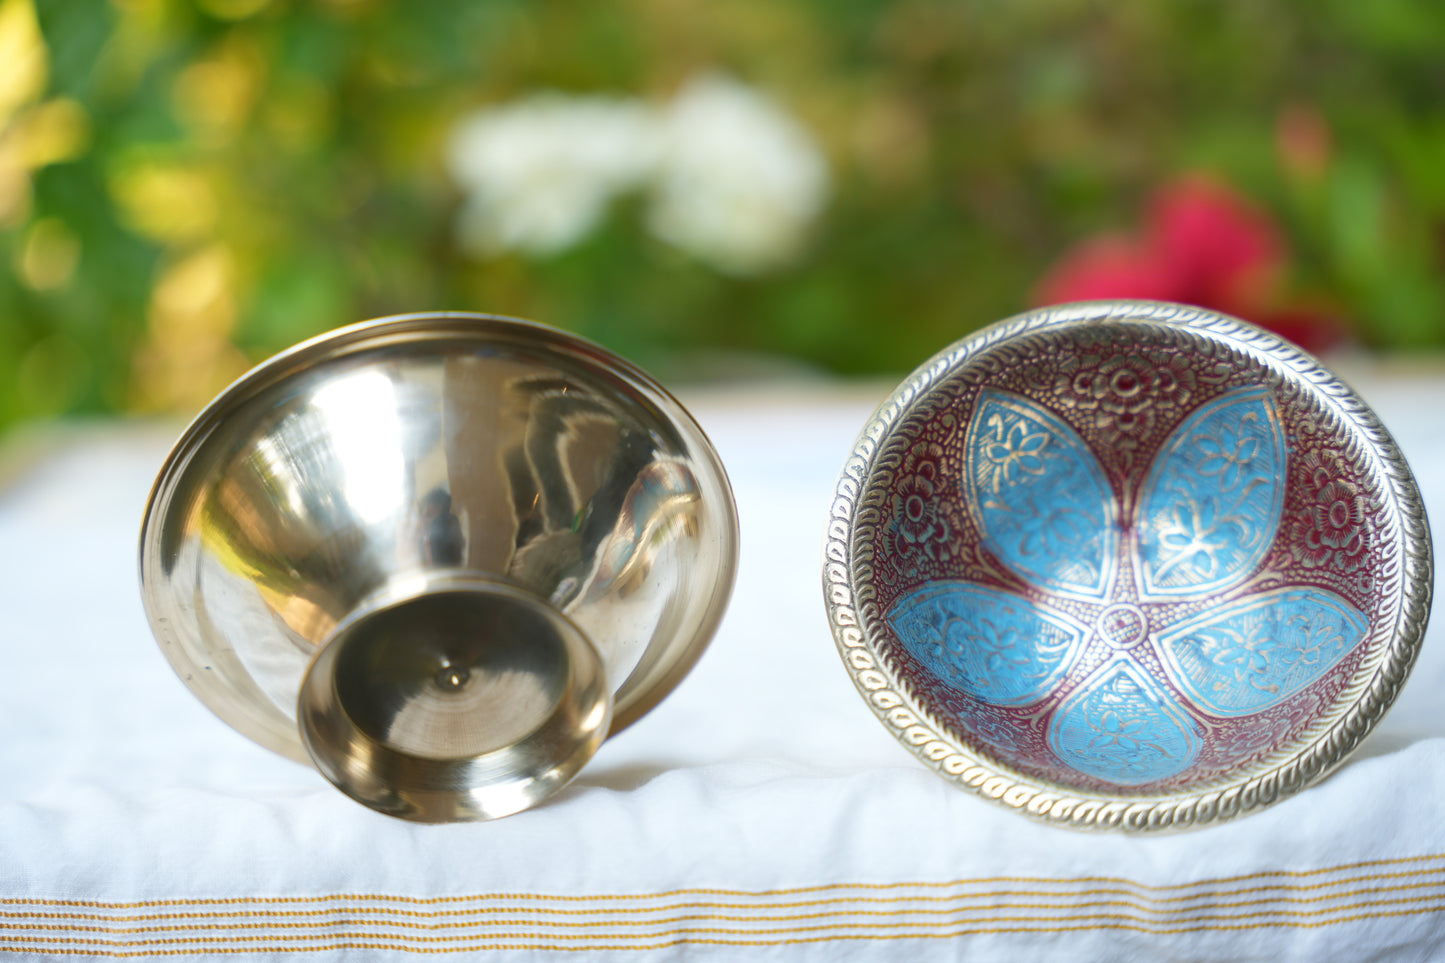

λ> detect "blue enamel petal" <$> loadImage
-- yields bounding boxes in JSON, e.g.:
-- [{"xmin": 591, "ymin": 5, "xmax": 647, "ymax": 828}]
[
  {"xmin": 1048, "ymin": 660, "xmax": 1202, "ymax": 786},
  {"xmin": 965, "ymin": 389, "xmax": 1116, "ymax": 600},
  {"xmin": 1137, "ymin": 386, "xmax": 1285, "ymax": 598},
  {"xmin": 1155, "ymin": 587, "xmax": 1370, "ymax": 717},
  {"xmin": 887, "ymin": 581, "xmax": 1088, "ymax": 707}
]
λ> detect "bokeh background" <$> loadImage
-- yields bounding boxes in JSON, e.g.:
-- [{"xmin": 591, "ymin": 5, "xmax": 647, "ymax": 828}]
[{"xmin": 3, "ymin": 0, "xmax": 1445, "ymax": 434}]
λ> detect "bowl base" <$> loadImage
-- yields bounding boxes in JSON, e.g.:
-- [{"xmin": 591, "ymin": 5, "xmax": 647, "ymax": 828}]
[{"xmin": 298, "ymin": 577, "xmax": 611, "ymax": 822}]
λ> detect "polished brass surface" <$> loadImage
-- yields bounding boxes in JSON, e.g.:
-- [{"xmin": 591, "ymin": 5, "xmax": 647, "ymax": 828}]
[
  {"xmin": 140, "ymin": 313, "xmax": 738, "ymax": 821},
  {"xmin": 298, "ymin": 576, "xmax": 611, "ymax": 821}
]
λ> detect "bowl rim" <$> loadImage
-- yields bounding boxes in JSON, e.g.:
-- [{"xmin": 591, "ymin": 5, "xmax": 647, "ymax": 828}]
[{"xmin": 822, "ymin": 299, "xmax": 1433, "ymax": 832}]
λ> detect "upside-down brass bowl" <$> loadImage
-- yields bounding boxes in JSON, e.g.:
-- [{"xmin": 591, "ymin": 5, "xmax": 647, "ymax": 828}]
[
  {"xmin": 824, "ymin": 301, "xmax": 1431, "ymax": 832},
  {"xmin": 141, "ymin": 313, "xmax": 738, "ymax": 822}
]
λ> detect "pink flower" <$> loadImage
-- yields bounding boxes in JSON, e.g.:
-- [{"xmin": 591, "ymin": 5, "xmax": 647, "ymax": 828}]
[{"xmin": 1034, "ymin": 176, "xmax": 1348, "ymax": 353}]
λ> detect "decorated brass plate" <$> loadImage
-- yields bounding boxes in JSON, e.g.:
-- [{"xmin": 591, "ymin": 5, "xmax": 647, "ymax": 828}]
[{"xmin": 823, "ymin": 301, "xmax": 1432, "ymax": 831}]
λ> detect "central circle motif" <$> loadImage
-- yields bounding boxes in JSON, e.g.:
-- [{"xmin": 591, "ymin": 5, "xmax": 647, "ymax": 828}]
[
  {"xmin": 1111, "ymin": 368, "xmax": 1142, "ymax": 397},
  {"xmin": 1096, "ymin": 603, "xmax": 1148, "ymax": 649},
  {"xmin": 1329, "ymin": 500, "xmax": 1351, "ymax": 529}
]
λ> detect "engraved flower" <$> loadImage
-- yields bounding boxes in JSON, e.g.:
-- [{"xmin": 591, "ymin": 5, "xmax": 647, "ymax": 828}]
[
  {"xmin": 1313, "ymin": 480, "xmax": 1365, "ymax": 549},
  {"xmin": 1050, "ymin": 352, "xmax": 1207, "ymax": 473},
  {"xmin": 888, "ymin": 441, "xmax": 957, "ymax": 567},
  {"xmin": 1276, "ymin": 614, "xmax": 1340, "ymax": 669},
  {"xmin": 889, "ymin": 472, "xmax": 953, "ymax": 565},
  {"xmin": 902, "ymin": 469, "xmax": 935, "ymax": 505},
  {"xmin": 1015, "ymin": 489, "xmax": 1103, "ymax": 566},
  {"xmin": 1289, "ymin": 517, "xmax": 1336, "ymax": 569},
  {"xmin": 894, "ymin": 473, "xmax": 940, "ymax": 541},
  {"xmin": 1073, "ymin": 361, "xmax": 1149, "ymax": 408},
  {"xmin": 886, "ymin": 384, "xmax": 1372, "ymax": 789},
  {"xmin": 1090, "ymin": 710, "xmax": 1149, "ymax": 751},
  {"xmin": 1072, "ymin": 357, "xmax": 1159, "ymax": 421},
  {"xmin": 1058, "ymin": 352, "xmax": 1198, "ymax": 417},
  {"xmin": 1210, "ymin": 624, "xmax": 1280, "ymax": 687},
  {"xmin": 1299, "ymin": 450, "xmax": 1338, "ymax": 491},
  {"xmin": 902, "ymin": 440, "xmax": 945, "ymax": 487},
  {"xmin": 1291, "ymin": 472, "xmax": 1367, "ymax": 573},
  {"xmin": 980, "ymin": 416, "xmax": 1049, "ymax": 491},
  {"xmin": 962, "ymin": 619, "xmax": 1032, "ymax": 674},
  {"xmin": 1195, "ymin": 420, "xmax": 1262, "ymax": 492},
  {"xmin": 1154, "ymin": 498, "xmax": 1232, "ymax": 584}
]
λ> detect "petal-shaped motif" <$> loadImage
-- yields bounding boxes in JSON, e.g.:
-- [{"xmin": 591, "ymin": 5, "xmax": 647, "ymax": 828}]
[
  {"xmin": 965, "ymin": 389, "xmax": 1116, "ymax": 599},
  {"xmin": 887, "ymin": 581, "xmax": 1088, "ymax": 706},
  {"xmin": 1155, "ymin": 586, "xmax": 1370, "ymax": 717},
  {"xmin": 1047, "ymin": 659, "xmax": 1202, "ymax": 786},
  {"xmin": 1136, "ymin": 386, "xmax": 1285, "ymax": 598}
]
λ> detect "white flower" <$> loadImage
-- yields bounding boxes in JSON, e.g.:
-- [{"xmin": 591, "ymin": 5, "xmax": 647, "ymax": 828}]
[
  {"xmin": 445, "ymin": 94, "xmax": 659, "ymax": 256},
  {"xmin": 649, "ymin": 74, "xmax": 829, "ymax": 275},
  {"xmin": 445, "ymin": 75, "xmax": 830, "ymax": 273}
]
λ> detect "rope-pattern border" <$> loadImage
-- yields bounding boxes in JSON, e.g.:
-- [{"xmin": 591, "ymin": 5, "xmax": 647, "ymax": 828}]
[{"xmin": 822, "ymin": 301, "xmax": 1433, "ymax": 832}]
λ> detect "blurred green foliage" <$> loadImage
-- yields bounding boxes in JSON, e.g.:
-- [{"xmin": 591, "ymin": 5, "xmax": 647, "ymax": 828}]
[{"xmin": 2, "ymin": 0, "xmax": 1445, "ymax": 431}]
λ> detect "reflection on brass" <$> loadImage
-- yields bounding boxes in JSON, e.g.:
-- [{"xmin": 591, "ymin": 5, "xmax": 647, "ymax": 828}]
[{"xmin": 140, "ymin": 313, "xmax": 739, "ymax": 822}]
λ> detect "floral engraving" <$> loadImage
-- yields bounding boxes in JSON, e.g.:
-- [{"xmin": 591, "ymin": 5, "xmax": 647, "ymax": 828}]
[
  {"xmin": 1289, "ymin": 451, "xmax": 1368, "ymax": 572},
  {"xmin": 1064, "ymin": 354, "xmax": 1179, "ymax": 435},
  {"xmin": 887, "ymin": 441, "xmax": 954, "ymax": 565},
  {"xmin": 1137, "ymin": 387, "xmax": 1284, "ymax": 596},
  {"xmin": 1042, "ymin": 347, "xmax": 1227, "ymax": 475},
  {"xmin": 965, "ymin": 389, "xmax": 1116, "ymax": 599},
  {"xmin": 1049, "ymin": 661, "xmax": 1202, "ymax": 786},
  {"xmin": 1156, "ymin": 588, "xmax": 1368, "ymax": 716},
  {"xmin": 979, "ymin": 418, "xmax": 1050, "ymax": 491},
  {"xmin": 888, "ymin": 582, "xmax": 1088, "ymax": 706},
  {"xmin": 887, "ymin": 384, "xmax": 1372, "ymax": 787}
]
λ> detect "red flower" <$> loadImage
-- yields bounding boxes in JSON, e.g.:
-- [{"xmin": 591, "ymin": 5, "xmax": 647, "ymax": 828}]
[{"xmin": 1034, "ymin": 176, "xmax": 1347, "ymax": 354}]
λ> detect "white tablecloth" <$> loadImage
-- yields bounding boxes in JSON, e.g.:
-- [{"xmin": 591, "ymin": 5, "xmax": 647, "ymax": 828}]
[{"xmin": 2, "ymin": 371, "xmax": 1445, "ymax": 961}]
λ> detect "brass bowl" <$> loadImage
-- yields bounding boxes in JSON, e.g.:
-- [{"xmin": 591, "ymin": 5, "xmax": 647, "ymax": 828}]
[
  {"xmin": 141, "ymin": 313, "xmax": 738, "ymax": 822},
  {"xmin": 823, "ymin": 301, "xmax": 1432, "ymax": 831}
]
